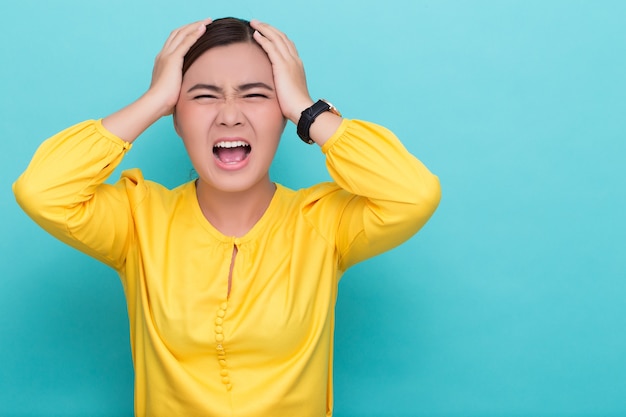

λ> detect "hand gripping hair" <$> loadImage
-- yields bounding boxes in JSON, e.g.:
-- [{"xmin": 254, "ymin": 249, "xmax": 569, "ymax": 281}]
[{"xmin": 182, "ymin": 17, "xmax": 258, "ymax": 76}]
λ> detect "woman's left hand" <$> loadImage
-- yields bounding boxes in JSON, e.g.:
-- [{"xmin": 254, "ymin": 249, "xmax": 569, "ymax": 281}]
[{"xmin": 250, "ymin": 20, "xmax": 314, "ymax": 125}]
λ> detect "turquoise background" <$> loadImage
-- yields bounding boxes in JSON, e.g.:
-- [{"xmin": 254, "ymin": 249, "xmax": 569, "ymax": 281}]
[{"xmin": 2, "ymin": 0, "xmax": 625, "ymax": 416}]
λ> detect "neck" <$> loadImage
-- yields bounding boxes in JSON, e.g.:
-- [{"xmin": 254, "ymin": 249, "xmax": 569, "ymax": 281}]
[{"xmin": 195, "ymin": 177, "xmax": 276, "ymax": 238}]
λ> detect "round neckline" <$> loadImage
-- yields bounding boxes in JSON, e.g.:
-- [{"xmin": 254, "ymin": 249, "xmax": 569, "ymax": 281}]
[{"xmin": 188, "ymin": 181, "xmax": 285, "ymax": 245}]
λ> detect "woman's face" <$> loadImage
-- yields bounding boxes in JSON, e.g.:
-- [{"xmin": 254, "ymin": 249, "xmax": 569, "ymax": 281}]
[{"xmin": 175, "ymin": 41, "xmax": 285, "ymax": 194}]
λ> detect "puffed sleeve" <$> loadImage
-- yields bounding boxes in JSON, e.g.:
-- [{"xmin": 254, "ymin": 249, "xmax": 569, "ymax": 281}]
[
  {"xmin": 13, "ymin": 120, "xmax": 136, "ymax": 270},
  {"xmin": 321, "ymin": 119, "xmax": 441, "ymax": 270}
]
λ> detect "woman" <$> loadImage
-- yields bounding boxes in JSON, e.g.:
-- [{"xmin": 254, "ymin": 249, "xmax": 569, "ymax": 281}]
[{"xmin": 13, "ymin": 17, "xmax": 441, "ymax": 417}]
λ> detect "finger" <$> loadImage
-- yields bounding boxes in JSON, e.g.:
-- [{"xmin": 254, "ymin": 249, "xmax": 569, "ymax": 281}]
[
  {"xmin": 251, "ymin": 20, "xmax": 299, "ymax": 59},
  {"xmin": 162, "ymin": 22, "xmax": 197, "ymax": 50},
  {"xmin": 168, "ymin": 18, "xmax": 212, "ymax": 52},
  {"xmin": 253, "ymin": 27, "xmax": 299, "ymax": 68},
  {"xmin": 252, "ymin": 29, "xmax": 281, "ymax": 59},
  {"xmin": 163, "ymin": 18, "xmax": 212, "ymax": 54},
  {"xmin": 170, "ymin": 23, "xmax": 208, "ymax": 57},
  {"xmin": 251, "ymin": 20, "xmax": 288, "ymax": 42},
  {"xmin": 252, "ymin": 20, "xmax": 297, "ymax": 56}
]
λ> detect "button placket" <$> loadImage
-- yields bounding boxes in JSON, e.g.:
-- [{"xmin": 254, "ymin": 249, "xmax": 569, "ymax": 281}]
[{"xmin": 214, "ymin": 301, "xmax": 232, "ymax": 391}]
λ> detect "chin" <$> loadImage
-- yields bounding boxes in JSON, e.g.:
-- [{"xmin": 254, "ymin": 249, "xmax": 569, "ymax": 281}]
[{"xmin": 199, "ymin": 174, "xmax": 270, "ymax": 195}]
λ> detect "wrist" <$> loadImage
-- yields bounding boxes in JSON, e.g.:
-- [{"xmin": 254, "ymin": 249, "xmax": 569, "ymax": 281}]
[
  {"xmin": 296, "ymin": 99, "xmax": 342, "ymax": 145},
  {"xmin": 141, "ymin": 89, "xmax": 177, "ymax": 118},
  {"xmin": 102, "ymin": 91, "xmax": 173, "ymax": 144},
  {"xmin": 287, "ymin": 98, "xmax": 315, "ymax": 125}
]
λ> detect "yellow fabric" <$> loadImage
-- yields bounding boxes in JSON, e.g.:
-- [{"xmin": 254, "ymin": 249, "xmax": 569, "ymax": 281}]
[{"xmin": 14, "ymin": 119, "xmax": 441, "ymax": 417}]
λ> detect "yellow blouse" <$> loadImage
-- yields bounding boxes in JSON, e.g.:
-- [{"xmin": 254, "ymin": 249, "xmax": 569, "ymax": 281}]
[{"xmin": 13, "ymin": 119, "xmax": 441, "ymax": 417}]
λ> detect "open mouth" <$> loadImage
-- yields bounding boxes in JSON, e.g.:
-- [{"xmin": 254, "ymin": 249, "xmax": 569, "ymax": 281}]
[{"xmin": 213, "ymin": 140, "xmax": 251, "ymax": 165}]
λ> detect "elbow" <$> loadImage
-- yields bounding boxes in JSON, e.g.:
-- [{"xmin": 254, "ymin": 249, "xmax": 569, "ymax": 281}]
[
  {"xmin": 424, "ymin": 173, "xmax": 442, "ymax": 213},
  {"xmin": 399, "ymin": 173, "xmax": 441, "ymax": 236},
  {"xmin": 410, "ymin": 173, "xmax": 442, "ymax": 219},
  {"xmin": 13, "ymin": 175, "xmax": 38, "ymax": 215},
  {"xmin": 12, "ymin": 176, "xmax": 42, "ymax": 217},
  {"xmin": 378, "ymin": 173, "xmax": 442, "ymax": 237},
  {"xmin": 363, "ymin": 174, "xmax": 441, "ymax": 256},
  {"xmin": 13, "ymin": 175, "xmax": 57, "ymax": 225}
]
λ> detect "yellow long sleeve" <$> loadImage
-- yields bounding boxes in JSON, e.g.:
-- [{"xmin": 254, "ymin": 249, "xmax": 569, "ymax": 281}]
[
  {"xmin": 318, "ymin": 119, "xmax": 441, "ymax": 270},
  {"xmin": 13, "ymin": 120, "xmax": 133, "ymax": 269},
  {"xmin": 13, "ymin": 118, "xmax": 440, "ymax": 417}
]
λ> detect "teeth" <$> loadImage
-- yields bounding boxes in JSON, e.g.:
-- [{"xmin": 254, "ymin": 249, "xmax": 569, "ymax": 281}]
[{"xmin": 214, "ymin": 141, "xmax": 250, "ymax": 148}]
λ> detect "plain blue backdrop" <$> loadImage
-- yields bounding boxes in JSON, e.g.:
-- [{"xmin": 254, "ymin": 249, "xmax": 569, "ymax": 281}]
[{"xmin": 1, "ymin": 1, "xmax": 625, "ymax": 416}]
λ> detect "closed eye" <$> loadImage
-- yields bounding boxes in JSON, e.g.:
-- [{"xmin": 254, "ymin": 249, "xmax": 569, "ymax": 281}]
[
  {"xmin": 194, "ymin": 94, "xmax": 218, "ymax": 100},
  {"xmin": 244, "ymin": 93, "xmax": 269, "ymax": 99}
]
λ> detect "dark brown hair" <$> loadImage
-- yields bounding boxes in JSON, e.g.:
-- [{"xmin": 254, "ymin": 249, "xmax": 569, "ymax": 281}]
[{"xmin": 182, "ymin": 17, "xmax": 258, "ymax": 76}]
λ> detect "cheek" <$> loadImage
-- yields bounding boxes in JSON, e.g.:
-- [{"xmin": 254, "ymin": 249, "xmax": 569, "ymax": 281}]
[
  {"xmin": 256, "ymin": 103, "xmax": 286, "ymax": 131},
  {"xmin": 175, "ymin": 103, "xmax": 213, "ymax": 136},
  {"xmin": 175, "ymin": 105, "xmax": 209, "ymax": 158},
  {"xmin": 261, "ymin": 116, "xmax": 286, "ymax": 149}
]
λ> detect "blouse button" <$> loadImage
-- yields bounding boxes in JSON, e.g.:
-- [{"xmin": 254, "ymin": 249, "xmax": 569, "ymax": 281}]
[
  {"xmin": 215, "ymin": 334, "xmax": 224, "ymax": 343},
  {"xmin": 216, "ymin": 309, "xmax": 225, "ymax": 318},
  {"xmin": 222, "ymin": 376, "xmax": 230, "ymax": 384},
  {"xmin": 220, "ymin": 302, "xmax": 228, "ymax": 310},
  {"xmin": 215, "ymin": 317, "xmax": 223, "ymax": 325}
]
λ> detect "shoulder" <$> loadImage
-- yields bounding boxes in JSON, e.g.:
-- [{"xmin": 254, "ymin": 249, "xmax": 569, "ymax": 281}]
[
  {"xmin": 116, "ymin": 168, "xmax": 195, "ymax": 210},
  {"xmin": 276, "ymin": 181, "xmax": 357, "ymax": 236},
  {"xmin": 277, "ymin": 181, "xmax": 352, "ymax": 207}
]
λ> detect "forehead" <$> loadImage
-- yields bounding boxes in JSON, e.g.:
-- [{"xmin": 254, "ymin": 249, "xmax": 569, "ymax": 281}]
[{"xmin": 183, "ymin": 42, "xmax": 273, "ymax": 84}]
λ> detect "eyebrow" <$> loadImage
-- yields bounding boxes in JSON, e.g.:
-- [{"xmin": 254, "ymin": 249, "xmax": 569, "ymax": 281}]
[{"xmin": 187, "ymin": 82, "xmax": 274, "ymax": 93}]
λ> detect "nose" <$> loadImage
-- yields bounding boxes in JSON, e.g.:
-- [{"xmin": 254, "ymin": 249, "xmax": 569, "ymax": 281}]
[{"xmin": 216, "ymin": 98, "xmax": 244, "ymax": 127}]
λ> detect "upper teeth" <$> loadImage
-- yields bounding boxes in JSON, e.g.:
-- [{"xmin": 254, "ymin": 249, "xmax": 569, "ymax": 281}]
[{"xmin": 215, "ymin": 141, "xmax": 249, "ymax": 148}]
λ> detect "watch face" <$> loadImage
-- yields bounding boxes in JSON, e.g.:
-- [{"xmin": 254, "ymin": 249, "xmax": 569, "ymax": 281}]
[{"xmin": 321, "ymin": 99, "xmax": 342, "ymax": 117}]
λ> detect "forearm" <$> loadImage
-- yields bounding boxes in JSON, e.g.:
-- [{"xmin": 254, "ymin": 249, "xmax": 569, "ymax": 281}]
[
  {"xmin": 305, "ymin": 110, "xmax": 344, "ymax": 148},
  {"xmin": 325, "ymin": 119, "xmax": 440, "ymax": 205},
  {"xmin": 102, "ymin": 90, "xmax": 172, "ymax": 143}
]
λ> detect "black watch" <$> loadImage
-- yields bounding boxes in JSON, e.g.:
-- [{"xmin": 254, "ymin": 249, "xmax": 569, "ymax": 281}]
[{"xmin": 297, "ymin": 99, "xmax": 341, "ymax": 144}]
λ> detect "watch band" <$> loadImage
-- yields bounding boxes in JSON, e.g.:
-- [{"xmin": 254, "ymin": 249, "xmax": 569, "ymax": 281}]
[{"xmin": 297, "ymin": 99, "xmax": 340, "ymax": 144}]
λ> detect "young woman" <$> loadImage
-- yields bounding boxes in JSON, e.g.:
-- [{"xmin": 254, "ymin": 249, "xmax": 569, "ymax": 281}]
[{"xmin": 14, "ymin": 17, "xmax": 441, "ymax": 417}]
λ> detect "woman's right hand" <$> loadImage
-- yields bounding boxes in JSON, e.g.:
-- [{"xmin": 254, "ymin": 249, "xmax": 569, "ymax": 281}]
[
  {"xmin": 102, "ymin": 19, "xmax": 211, "ymax": 143},
  {"xmin": 149, "ymin": 18, "xmax": 212, "ymax": 116}
]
